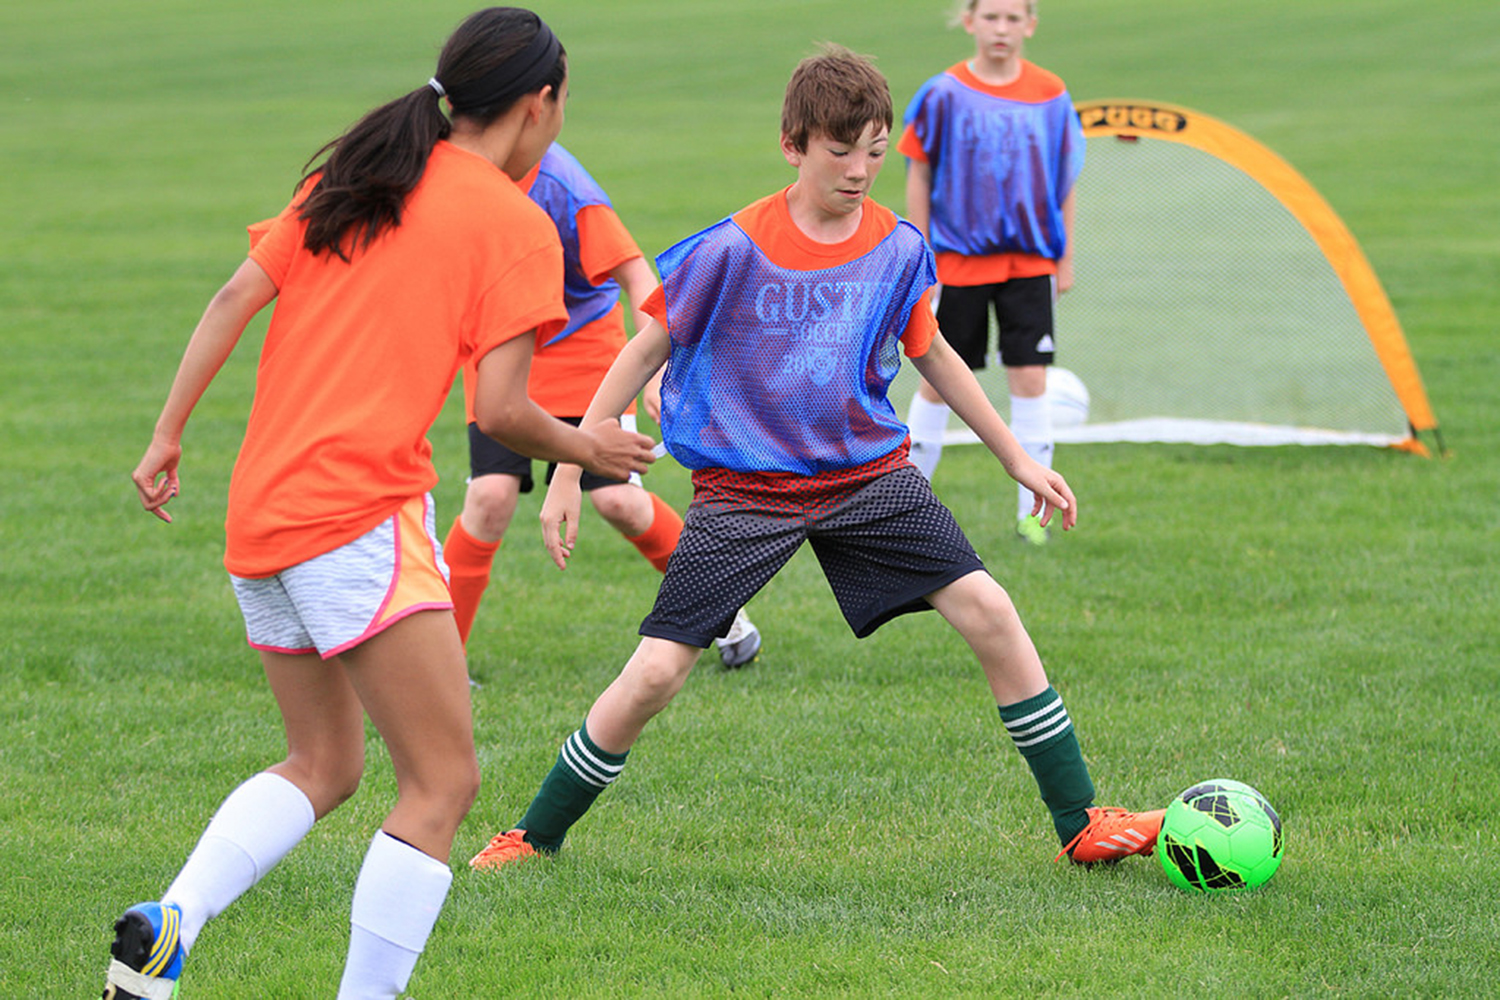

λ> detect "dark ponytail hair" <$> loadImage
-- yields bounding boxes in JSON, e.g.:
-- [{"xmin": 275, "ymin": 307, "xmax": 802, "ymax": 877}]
[{"xmin": 298, "ymin": 7, "xmax": 566, "ymax": 261}]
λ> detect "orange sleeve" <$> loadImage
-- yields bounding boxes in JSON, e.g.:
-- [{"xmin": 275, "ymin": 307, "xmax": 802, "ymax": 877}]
[
  {"xmin": 246, "ymin": 179, "xmax": 317, "ymax": 278},
  {"xmin": 900, "ymin": 289, "xmax": 939, "ymax": 358},
  {"xmin": 468, "ymin": 242, "xmax": 567, "ymax": 364},
  {"xmin": 246, "ymin": 204, "xmax": 304, "ymax": 287},
  {"xmin": 247, "ymin": 217, "xmax": 275, "ymax": 251},
  {"xmin": 459, "ymin": 225, "xmax": 567, "ymax": 424},
  {"xmin": 896, "ymin": 122, "xmax": 927, "ymax": 163},
  {"xmin": 576, "ymin": 204, "xmax": 643, "ymax": 285},
  {"xmin": 642, "ymin": 283, "xmax": 669, "ymax": 330}
]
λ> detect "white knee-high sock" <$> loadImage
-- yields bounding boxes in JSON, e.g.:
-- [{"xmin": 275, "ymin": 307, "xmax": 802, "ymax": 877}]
[
  {"xmin": 906, "ymin": 392, "xmax": 950, "ymax": 480},
  {"xmin": 163, "ymin": 771, "xmax": 316, "ymax": 954},
  {"xmin": 337, "ymin": 831, "xmax": 453, "ymax": 1000},
  {"xmin": 1008, "ymin": 393, "xmax": 1054, "ymax": 520}
]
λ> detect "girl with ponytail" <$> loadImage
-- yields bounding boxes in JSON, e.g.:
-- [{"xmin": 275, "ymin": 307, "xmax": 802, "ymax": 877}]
[{"xmin": 112, "ymin": 9, "xmax": 654, "ymax": 998}]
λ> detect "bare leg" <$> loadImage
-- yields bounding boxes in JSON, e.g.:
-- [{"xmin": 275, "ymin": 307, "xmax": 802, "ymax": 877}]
[
  {"xmin": 584, "ymin": 637, "xmax": 703, "ymax": 754},
  {"xmin": 1005, "ymin": 365, "xmax": 1046, "ymax": 398},
  {"xmin": 588, "ymin": 481, "xmax": 657, "ymax": 537},
  {"xmin": 927, "ymin": 570, "xmax": 1100, "ymax": 846},
  {"xmin": 150, "ymin": 654, "xmax": 349, "ymax": 958},
  {"xmin": 336, "ymin": 609, "xmax": 479, "ymax": 862},
  {"xmin": 262, "ymin": 650, "xmax": 367, "ymax": 818},
  {"xmin": 925, "ymin": 570, "xmax": 1048, "ymax": 705},
  {"xmin": 330, "ymin": 611, "xmax": 472, "ymax": 997}
]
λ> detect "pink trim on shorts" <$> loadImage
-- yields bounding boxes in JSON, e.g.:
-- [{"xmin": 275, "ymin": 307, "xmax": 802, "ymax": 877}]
[
  {"xmin": 321, "ymin": 496, "xmax": 452, "ymax": 659},
  {"xmin": 247, "ymin": 640, "xmax": 318, "ymax": 656}
]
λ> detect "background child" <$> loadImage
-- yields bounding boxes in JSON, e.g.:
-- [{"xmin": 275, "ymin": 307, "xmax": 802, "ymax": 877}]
[
  {"xmin": 900, "ymin": 0, "xmax": 1084, "ymax": 546},
  {"xmin": 444, "ymin": 143, "xmax": 760, "ymax": 667},
  {"xmin": 468, "ymin": 44, "xmax": 1158, "ymax": 875},
  {"xmin": 114, "ymin": 11, "xmax": 653, "ymax": 999}
]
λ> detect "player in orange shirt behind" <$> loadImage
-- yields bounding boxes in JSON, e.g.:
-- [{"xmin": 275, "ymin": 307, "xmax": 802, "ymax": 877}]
[
  {"xmin": 115, "ymin": 10, "xmax": 653, "ymax": 999},
  {"xmin": 445, "ymin": 143, "xmax": 761, "ymax": 668}
]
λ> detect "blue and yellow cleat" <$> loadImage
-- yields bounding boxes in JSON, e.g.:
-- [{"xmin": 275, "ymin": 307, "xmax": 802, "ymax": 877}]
[{"xmin": 103, "ymin": 901, "xmax": 184, "ymax": 1000}]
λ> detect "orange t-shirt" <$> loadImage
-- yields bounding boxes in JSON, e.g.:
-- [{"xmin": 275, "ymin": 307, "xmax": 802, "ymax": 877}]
[
  {"xmin": 229, "ymin": 141, "xmax": 566, "ymax": 577},
  {"xmin": 897, "ymin": 60, "xmax": 1065, "ymax": 287},
  {"xmin": 461, "ymin": 202, "xmax": 642, "ymax": 421}
]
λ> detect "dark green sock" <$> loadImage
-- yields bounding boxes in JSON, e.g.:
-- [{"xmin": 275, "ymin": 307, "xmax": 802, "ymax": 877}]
[
  {"xmin": 999, "ymin": 687, "xmax": 1095, "ymax": 845},
  {"xmin": 518, "ymin": 723, "xmax": 629, "ymax": 852}
]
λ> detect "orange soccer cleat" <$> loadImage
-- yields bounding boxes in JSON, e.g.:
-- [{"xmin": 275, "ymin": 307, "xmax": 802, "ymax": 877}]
[
  {"xmin": 1055, "ymin": 806, "xmax": 1166, "ymax": 864},
  {"xmin": 469, "ymin": 829, "xmax": 538, "ymax": 870}
]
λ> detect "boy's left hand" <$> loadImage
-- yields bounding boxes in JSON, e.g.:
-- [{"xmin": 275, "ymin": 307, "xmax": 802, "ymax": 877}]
[{"xmin": 1022, "ymin": 463, "xmax": 1078, "ymax": 532}]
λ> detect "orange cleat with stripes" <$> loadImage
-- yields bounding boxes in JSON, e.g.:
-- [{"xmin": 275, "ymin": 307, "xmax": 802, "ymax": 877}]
[
  {"xmin": 469, "ymin": 829, "xmax": 538, "ymax": 870},
  {"xmin": 1055, "ymin": 807, "xmax": 1166, "ymax": 864}
]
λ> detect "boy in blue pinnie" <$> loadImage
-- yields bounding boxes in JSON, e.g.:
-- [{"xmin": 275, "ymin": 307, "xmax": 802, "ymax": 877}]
[{"xmin": 469, "ymin": 44, "xmax": 1159, "ymax": 873}]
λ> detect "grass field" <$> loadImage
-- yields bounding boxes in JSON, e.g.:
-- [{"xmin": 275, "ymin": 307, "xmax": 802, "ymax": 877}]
[{"xmin": 3, "ymin": 0, "xmax": 1498, "ymax": 996}]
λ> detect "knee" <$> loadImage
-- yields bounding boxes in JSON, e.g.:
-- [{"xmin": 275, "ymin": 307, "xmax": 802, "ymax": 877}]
[
  {"xmin": 952, "ymin": 579, "xmax": 1027, "ymax": 643},
  {"xmin": 979, "ymin": 586, "xmax": 1026, "ymax": 635},
  {"xmin": 400, "ymin": 751, "xmax": 480, "ymax": 832},
  {"xmin": 436, "ymin": 749, "xmax": 483, "ymax": 815},
  {"xmin": 463, "ymin": 476, "xmax": 520, "ymax": 538},
  {"xmin": 325, "ymin": 771, "xmax": 363, "ymax": 813},
  {"xmin": 627, "ymin": 648, "xmax": 695, "ymax": 711},
  {"xmin": 455, "ymin": 758, "xmax": 482, "ymax": 816},
  {"xmin": 278, "ymin": 752, "xmax": 364, "ymax": 819},
  {"xmin": 590, "ymin": 485, "xmax": 653, "ymax": 536}
]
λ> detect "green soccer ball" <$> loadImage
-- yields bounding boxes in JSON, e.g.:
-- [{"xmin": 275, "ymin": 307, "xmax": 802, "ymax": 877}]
[{"xmin": 1158, "ymin": 778, "xmax": 1283, "ymax": 892}]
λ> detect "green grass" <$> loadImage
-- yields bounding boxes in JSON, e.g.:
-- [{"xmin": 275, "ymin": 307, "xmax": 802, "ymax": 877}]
[{"xmin": 3, "ymin": 0, "xmax": 1498, "ymax": 995}]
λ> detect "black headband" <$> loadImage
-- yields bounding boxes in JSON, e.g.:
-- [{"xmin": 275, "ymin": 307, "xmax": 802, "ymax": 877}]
[{"xmin": 445, "ymin": 20, "xmax": 562, "ymax": 113}]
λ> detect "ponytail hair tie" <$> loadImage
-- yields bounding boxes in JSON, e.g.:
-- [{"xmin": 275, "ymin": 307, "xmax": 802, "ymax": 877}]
[{"xmin": 427, "ymin": 77, "xmax": 447, "ymax": 98}]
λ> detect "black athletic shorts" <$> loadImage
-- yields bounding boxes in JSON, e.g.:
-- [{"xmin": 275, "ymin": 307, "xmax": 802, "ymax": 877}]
[
  {"xmin": 935, "ymin": 274, "xmax": 1056, "ymax": 369},
  {"xmin": 467, "ymin": 420, "xmax": 626, "ymax": 493},
  {"xmin": 640, "ymin": 465, "xmax": 986, "ymax": 647}
]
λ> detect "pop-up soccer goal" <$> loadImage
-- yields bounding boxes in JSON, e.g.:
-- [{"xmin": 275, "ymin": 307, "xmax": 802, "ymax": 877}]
[{"xmin": 889, "ymin": 99, "xmax": 1442, "ymax": 456}]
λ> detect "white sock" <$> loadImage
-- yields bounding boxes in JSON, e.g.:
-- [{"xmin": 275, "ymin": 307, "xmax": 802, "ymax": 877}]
[
  {"xmin": 906, "ymin": 392, "xmax": 950, "ymax": 480},
  {"xmin": 163, "ymin": 771, "xmax": 316, "ymax": 954},
  {"xmin": 337, "ymin": 832, "xmax": 453, "ymax": 1000},
  {"xmin": 1008, "ymin": 392, "xmax": 1054, "ymax": 520}
]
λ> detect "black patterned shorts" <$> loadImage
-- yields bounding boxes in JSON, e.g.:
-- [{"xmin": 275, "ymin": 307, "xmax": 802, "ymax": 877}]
[{"xmin": 640, "ymin": 465, "xmax": 986, "ymax": 646}]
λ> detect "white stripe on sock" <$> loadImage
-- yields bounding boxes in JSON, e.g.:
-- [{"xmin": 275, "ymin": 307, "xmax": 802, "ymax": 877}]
[
  {"xmin": 1004, "ymin": 698, "xmax": 1073, "ymax": 748},
  {"xmin": 1003, "ymin": 699, "xmax": 1065, "ymax": 731},
  {"xmin": 1010, "ymin": 714, "xmax": 1073, "ymax": 748},
  {"xmin": 561, "ymin": 733, "xmax": 623, "ymax": 788},
  {"xmin": 1005, "ymin": 703, "xmax": 1068, "ymax": 739}
]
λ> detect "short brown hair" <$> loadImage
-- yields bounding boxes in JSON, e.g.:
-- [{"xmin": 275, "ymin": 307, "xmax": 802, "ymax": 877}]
[{"xmin": 781, "ymin": 44, "xmax": 892, "ymax": 153}]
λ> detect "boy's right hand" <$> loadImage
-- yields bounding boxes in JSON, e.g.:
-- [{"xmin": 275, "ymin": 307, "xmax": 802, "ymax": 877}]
[
  {"xmin": 579, "ymin": 419, "xmax": 656, "ymax": 483},
  {"xmin": 540, "ymin": 474, "xmax": 584, "ymax": 570}
]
